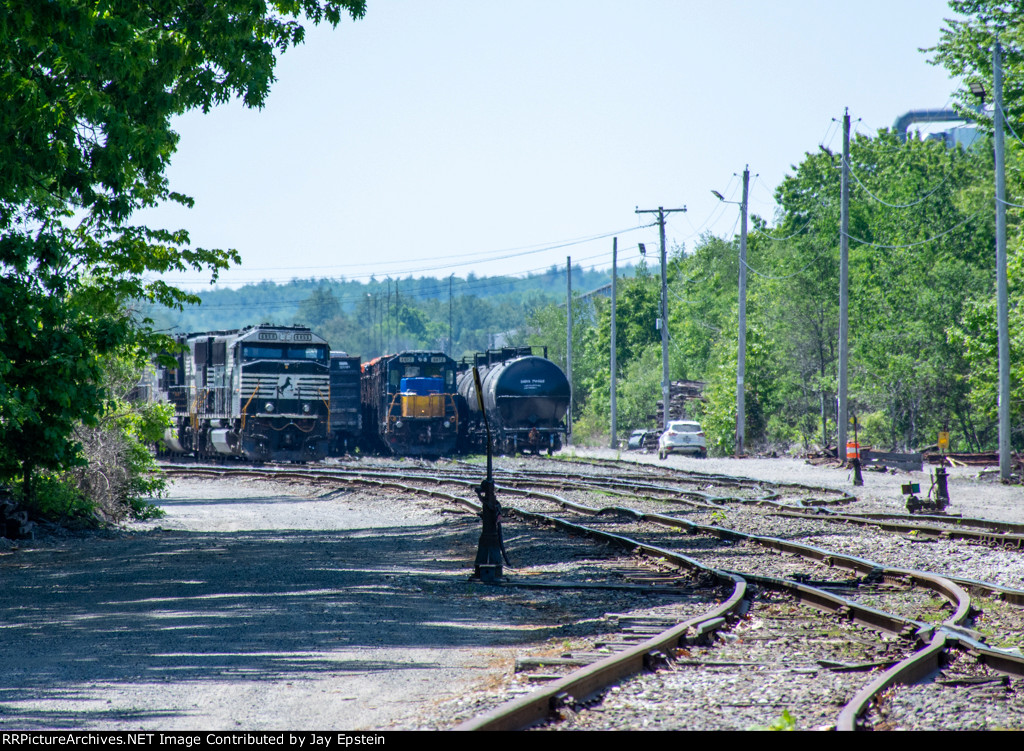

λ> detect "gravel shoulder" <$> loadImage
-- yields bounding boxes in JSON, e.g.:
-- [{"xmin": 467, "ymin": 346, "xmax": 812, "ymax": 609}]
[
  {"xmin": 0, "ymin": 477, "xmax": 620, "ymax": 730},
  {"xmin": 567, "ymin": 447, "xmax": 1024, "ymax": 523}
]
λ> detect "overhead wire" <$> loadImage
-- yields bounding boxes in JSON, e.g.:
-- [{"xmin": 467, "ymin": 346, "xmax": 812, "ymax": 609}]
[
  {"xmin": 750, "ymin": 218, "xmax": 813, "ymax": 242},
  {"xmin": 846, "ymin": 158, "xmax": 951, "ymax": 208},
  {"xmin": 162, "ymin": 222, "xmax": 657, "ymax": 285},
  {"xmin": 842, "ymin": 210, "xmax": 984, "ymax": 249},
  {"xmin": 154, "ymin": 244, "xmax": 653, "ymax": 315},
  {"xmin": 739, "ymin": 245, "xmax": 833, "ymax": 281}
]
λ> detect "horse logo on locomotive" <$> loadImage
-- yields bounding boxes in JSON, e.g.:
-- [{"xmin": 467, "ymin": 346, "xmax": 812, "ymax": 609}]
[{"xmin": 150, "ymin": 327, "xmax": 570, "ymax": 462}]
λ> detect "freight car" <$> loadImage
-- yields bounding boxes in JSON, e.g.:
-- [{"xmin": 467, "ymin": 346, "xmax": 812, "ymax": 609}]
[
  {"xmin": 456, "ymin": 346, "xmax": 570, "ymax": 455},
  {"xmin": 155, "ymin": 324, "xmax": 330, "ymax": 462},
  {"xmin": 328, "ymin": 351, "xmax": 362, "ymax": 455},
  {"xmin": 360, "ymin": 351, "xmax": 461, "ymax": 456}
]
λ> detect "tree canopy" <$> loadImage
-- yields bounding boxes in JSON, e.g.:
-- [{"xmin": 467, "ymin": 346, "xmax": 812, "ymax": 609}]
[
  {"xmin": 928, "ymin": 1, "xmax": 1024, "ymax": 124},
  {"xmin": 0, "ymin": 1, "xmax": 366, "ymax": 491}
]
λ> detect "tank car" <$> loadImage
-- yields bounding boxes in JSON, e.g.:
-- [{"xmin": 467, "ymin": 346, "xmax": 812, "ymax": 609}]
[
  {"xmin": 328, "ymin": 352, "xmax": 362, "ymax": 455},
  {"xmin": 155, "ymin": 324, "xmax": 330, "ymax": 462},
  {"xmin": 361, "ymin": 351, "xmax": 461, "ymax": 456},
  {"xmin": 456, "ymin": 346, "xmax": 570, "ymax": 455}
]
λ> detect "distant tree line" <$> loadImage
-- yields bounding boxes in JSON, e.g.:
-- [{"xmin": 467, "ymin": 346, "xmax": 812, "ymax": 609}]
[{"xmin": 146, "ymin": 265, "xmax": 623, "ymax": 362}]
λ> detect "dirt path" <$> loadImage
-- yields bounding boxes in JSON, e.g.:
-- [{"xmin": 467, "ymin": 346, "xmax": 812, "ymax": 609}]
[{"xmin": 0, "ymin": 479, "xmax": 533, "ymax": 730}]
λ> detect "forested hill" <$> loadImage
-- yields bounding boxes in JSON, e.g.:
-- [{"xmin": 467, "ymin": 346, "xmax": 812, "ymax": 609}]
[{"xmin": 144, "ymin": 264, "xmax": 632, "ymax": 360}]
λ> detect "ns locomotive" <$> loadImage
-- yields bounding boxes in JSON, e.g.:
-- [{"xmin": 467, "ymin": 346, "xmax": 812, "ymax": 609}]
[
  {"xmin": 154, "ymin": 324, "xmax": 331, "ymax": 462},
  {"xmin": 361, "ymin": 351, "xmax": 461, "ymax": 456},
  {"xmin": 456, "ymin": 346, "xmax": 570, "ymax": 455}
]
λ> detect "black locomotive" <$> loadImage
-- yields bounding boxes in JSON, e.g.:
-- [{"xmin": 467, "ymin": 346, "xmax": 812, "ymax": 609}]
[
  {"xmin": 456, "ymin": 346, "xmax": 570, "ymax": 455},
  {"xmin": 153, "ymin": 324, "xmax": 331, "ymax": 462},
  {"xmin": 327, "ymin": 351, "xmax": 362, "ymax": 455},
  {"xmin": 360, "ymin": 351, "xmax": 462, "ymax": 456}
]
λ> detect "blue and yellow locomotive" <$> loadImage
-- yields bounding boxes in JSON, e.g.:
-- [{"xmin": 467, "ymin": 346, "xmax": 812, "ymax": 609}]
[{"xmin": 360, "ymin": 351, "xmax": 462, "ymax": 456}]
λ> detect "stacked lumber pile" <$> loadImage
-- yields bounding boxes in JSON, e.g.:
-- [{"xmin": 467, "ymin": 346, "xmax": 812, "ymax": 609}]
[
  {"xmin": 921, "ymin": 451, "xmax": 999, "ymax": 466},
  {"xmin": 654, "ymin": 380, "xmax": 705, "ymax": 426}
]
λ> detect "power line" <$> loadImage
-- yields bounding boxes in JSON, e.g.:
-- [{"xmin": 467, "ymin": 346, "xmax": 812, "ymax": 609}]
[
  {"xmin": 161, "ymin": 223, "xmax": 657, "ymax": 285},
  {"xmin": 846, "ymin": 157, "xmax": 951, "ymax": 208},
  {"xmin": 842, "ymin": 210, "xmax": 984, "ymax": 249},
  {"xmin": 154, "ymin": 250, "xmax": 653, "ymax": 315},
  {"xmin": 750, "ymin": 218, "xmax": 813, "ymax": 242}
]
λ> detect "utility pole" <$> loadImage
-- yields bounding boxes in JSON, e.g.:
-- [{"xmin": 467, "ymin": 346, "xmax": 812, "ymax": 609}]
[
  {"xmin": 610, "ymin": 237, "xmax": 618, "ymax": 449},
  {"xmin": 736, "ymin": 166, "xmax": 750, "ymax": 456},
  {"xmin": 365, "ymin": 293, "xmax": 372, "ymax": 355},
  {"xmin": 566, "ymin": 256, "xmax": 573, "ymax": 443},
  {"xmin": 712, "ymin": 173, "xmax": 752, "ymax": 455},
  {"xmin": 838, "ymin": 109, "xmax": 851, "ymax": 463},
  {"xmin": 994, "ymin": 41, "xmax": 1011, "ymax": 481},
  {"xmin": 636, "ymin": 205, "xmax": 686, "ymax": 430},
  {"xmin": 448, "ymin": 274, "xmax": 454, "ymax": 358}
]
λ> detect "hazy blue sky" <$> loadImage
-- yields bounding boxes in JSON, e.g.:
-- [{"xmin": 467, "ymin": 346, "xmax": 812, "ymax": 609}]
[{"xmin": 140, "ymin": 1, "xmax": 967, "ymax": 291}]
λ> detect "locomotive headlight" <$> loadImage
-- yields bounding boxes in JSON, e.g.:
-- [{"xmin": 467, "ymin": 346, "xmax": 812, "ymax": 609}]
[
  {"xmin": 395, "ymin": 420, "xmax": 403, "ymax": 428},
  {"xmin": 443, "ymin": 420, "xmax": 451, "ymax": 428},
  {"xmin": 264, "ymin": 402, "xmax": 274, "ymax": 412},
  {"xmin": 302, "ymin": 403, "xmax": 311, "ymax": 414}
]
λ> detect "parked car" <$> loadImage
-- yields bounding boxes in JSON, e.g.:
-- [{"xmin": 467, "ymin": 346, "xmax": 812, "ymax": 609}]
[
  {"xmin": 627, "ymin": 429, "xmax": 652, "ymax": 451},
  {"xmin": 658, "ymin": 420, "xmax": 707, "ymax": 459}
]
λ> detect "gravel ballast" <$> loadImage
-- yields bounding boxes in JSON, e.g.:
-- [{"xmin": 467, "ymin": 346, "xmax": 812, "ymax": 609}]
[{"xmin": 4, "ymin": 452, "xmax": 1024, "ymax": 731}]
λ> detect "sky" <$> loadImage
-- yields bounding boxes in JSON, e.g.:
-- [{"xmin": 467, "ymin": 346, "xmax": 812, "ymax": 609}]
[{"xmin": 138, "ymin": 0, "xmax": 968, "ymax": 292}]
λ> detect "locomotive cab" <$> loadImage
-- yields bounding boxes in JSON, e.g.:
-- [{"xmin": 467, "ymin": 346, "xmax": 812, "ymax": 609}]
[{"xmin": 362, "ymin": 352, "xmax": 461, "ymax": 456}]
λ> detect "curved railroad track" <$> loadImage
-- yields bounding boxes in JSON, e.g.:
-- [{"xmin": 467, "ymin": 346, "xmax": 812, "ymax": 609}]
[{"xmin": 159, "ymin": 456, "xmax": 1024, "ymax": 730}]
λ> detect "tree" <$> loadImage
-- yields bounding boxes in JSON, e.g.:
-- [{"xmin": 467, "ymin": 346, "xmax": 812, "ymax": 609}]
[
  {"xmin": 927, "ymin": 1, "xmax": 1024, "ymax": 126},
  {"xmin": 1, "ymin": 1, "xmax": 366, "ymax": 497},
  {"xmin": 298, "ymin": 285, "xmax": 342, "ymax": 328}
]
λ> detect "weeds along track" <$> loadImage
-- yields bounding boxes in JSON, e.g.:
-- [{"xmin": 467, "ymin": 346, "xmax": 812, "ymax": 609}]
[{"xmin": 160, "ymin": 458, "xmax": 1024, "ymax": 730}]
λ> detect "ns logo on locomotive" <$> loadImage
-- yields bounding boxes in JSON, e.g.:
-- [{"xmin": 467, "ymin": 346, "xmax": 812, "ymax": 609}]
[
  {"xmin": 146, "ymin": 327, "xmax": 571, "ymax": 462},
  {"xmin": 149, "ymin": 324, "xmax": 331, "ymax": 463}
]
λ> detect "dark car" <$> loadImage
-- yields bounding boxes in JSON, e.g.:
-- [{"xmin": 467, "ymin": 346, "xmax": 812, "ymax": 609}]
[{"xmin": 627, "ymin": 429, "xmax": 651, "ymax": 450}]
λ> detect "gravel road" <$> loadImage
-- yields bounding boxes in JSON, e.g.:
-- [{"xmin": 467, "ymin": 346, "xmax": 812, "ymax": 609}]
[
  {"xmin": 2, "ymin": 451, "xmax": 1023, "ymax": 731},
  {"xmin": 569, "ymin": 447, "xmax": 1024, "ymax": 523},
  {"xmin": 0, "ymin": 468, "xmax": 703, "ymax": 730}
]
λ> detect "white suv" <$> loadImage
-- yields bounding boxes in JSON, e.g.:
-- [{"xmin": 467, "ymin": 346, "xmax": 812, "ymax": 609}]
[{"xmin": 658, "ymin": 420, "xmax": 707, "ymax": 459}]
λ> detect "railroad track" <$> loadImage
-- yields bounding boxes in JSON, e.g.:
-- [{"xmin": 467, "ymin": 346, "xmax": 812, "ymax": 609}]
[{"xmin": 159, "ymin": 457, "xmax": 1024, "ymax": 730}]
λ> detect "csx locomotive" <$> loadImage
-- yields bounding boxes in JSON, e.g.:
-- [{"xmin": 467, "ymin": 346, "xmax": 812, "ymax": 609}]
[
  {"xmin": 361, "ymin": 351, "xmax": 461, "ymax": 456},
  {"xmin": 456, "ymin": 346, "xmax": 571, "ymax": 455},
  {"xmin": 154, "ymin": 324, "xmax": 331, "ymax": 462}
]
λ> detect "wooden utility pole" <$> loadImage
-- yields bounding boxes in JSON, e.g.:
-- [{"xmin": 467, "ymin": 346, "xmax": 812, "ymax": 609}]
[
  {"xmin": 994, "ymin": 41, "xmax": 1011, "ymax": 481},
  {"xmin": 838, "ymin": 109, "xmax": 851, "ymax": 462},
  {"xmin": 635, "ymin": 206, "xmax": 686, "ymax": 430},
  {"xmin": 736, "ymin": 166, "xmax": 749, "ymax": 456},
  {"xmin": 611, "ymin": 238, "xmax": 618, "ymax": 449},
  {"xmin": 566, "ymin": 256, "xmax": 573, "ymax": 443}
]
